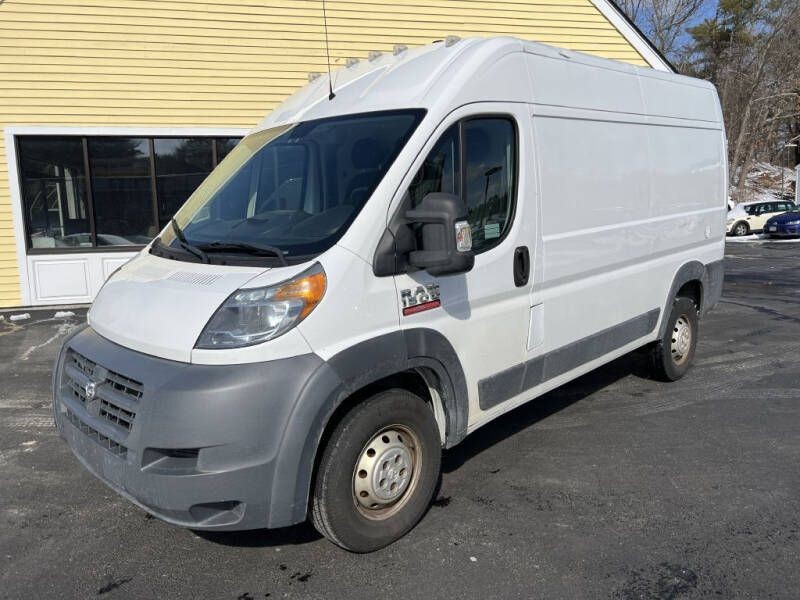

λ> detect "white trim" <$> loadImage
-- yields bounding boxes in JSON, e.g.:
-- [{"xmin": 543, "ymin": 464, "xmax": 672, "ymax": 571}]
[
  {"xmin": 4, "ymin": 128, "xmax": 31, "ymax": 305},
  {"xmin": 588, "ymin": 0, "xmax": 673, "ymax": 72},
  {"xmin": 3, "ymin": 124, "xmax": 251, "ymax": 307},
  {"xmin": 5, "ymin": 125, "xmax": 251, "ymax": 137}
]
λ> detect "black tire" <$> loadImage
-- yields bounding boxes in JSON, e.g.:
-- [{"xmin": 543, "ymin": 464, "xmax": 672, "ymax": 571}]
[
  {"xmin": 311, "ymin": 389, "xmax": 441, "ymax": 552},
  {"xmin": 732, "ymin": 221, "xmax": 750, "ymax": 236},
  {"xmin": 648, "ymin": 297, "xmax": 699, "ymax": 382}
]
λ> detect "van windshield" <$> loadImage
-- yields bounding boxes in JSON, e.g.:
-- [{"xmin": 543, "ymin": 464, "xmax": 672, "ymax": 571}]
[{"xmin": 153, "ymin": 110, "xmax": 424, "ymax": 265}]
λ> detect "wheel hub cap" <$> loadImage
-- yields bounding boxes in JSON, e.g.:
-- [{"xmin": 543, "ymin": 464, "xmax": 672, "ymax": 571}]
[
  {"xmin": 354, "ymin": 428, "xmax": 416, "ymax": 512},
  {"xmin": 671, "ymin": 315, "xmax": 692, "ymax": 362}
]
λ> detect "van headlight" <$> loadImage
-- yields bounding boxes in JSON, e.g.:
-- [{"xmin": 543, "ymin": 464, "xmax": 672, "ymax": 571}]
[{"xmin": 196, "ymin": 263, "xmax": 326, "ymax": 349}]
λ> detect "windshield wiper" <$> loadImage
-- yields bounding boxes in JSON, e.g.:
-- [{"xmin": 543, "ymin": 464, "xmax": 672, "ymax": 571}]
[
  {"xmin": 171, "ymin": 218, "xmax": 209, "ymax": 264},
  {"xmin": 197, "ymin": 240, "xmax": 288, "ymax": 266}
]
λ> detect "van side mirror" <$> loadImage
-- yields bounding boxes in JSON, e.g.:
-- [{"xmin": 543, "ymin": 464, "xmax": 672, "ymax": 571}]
[{"xmin": 405, "ymin": 193, "xmax": 475, "ymax": 276}]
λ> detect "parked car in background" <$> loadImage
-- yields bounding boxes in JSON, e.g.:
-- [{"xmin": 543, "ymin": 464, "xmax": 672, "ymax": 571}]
[
  {"xmin": 764, "ymin": 210, "xmax": 800, "ymax": 238},
  {"xmin": 727, "ymin": 200, "xmax": 796, "ymax": 236}
]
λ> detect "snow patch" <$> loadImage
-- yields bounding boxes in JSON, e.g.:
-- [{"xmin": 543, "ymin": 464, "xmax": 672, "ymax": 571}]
[
  {"xmin": 54, "ymin": 311, "xmax": 75, "ymax": 319},
  {"xmin": 735, "ymin": 162, "xmax": 796, "ymax": 205},
  {"xmin": 19, "ymin": 321, "xmax": 79, "ymax": 360},
  {"xmin": 726, "ymin": 234, "xmax": 800, "ymax": 243},
  {"xmin": 9, "ymin": 313, "xmax": 30, "ymax": 322}
]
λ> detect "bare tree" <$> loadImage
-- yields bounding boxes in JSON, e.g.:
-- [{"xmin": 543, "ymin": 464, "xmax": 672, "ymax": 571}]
[
  {"xmin": 705, "ymin": 0, "xmax": 800, "ymax": 199},
  {"xmin": 616, "ymin": 0, "xmax": 706, "ymax": 59}
]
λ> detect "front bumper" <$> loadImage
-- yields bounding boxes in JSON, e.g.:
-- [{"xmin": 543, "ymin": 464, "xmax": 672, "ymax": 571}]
[
  {"xmin": 53, "ymin": 326, "xmax": 325, "ymax": 530},
  {"xmin": 765, "ymin": 224, "xmax": 800, "ymax": 237}
]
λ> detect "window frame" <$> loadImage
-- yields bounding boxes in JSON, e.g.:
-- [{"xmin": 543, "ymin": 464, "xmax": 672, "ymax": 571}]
[
  {"xmin": 17, "ymin": 135, "xmax": 241, "ymax": 255},
  {"xmin": 409, "ymin": 113, "xmax": 519, "ymax": 256},
  {"xmin": 458, "ymin": 114, "xmax": 519, "ymax": 254}
]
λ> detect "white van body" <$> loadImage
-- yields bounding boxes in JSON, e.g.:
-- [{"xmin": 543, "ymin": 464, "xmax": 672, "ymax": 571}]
[{"xmin": 54, "ymin": 37, "xmax": 726, "ymax": 546}]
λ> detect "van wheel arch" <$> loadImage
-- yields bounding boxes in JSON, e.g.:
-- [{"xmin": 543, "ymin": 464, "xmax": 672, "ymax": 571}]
[
  {"xmin": 659, "ymin": 262, "xmax": 706, "ymax": 338},
  {"xmin": 312, "ymin": 369, "xmax": 448, "ymax": 463},
  {"xmin": 266, "ymin": 329, "xmax": 468, "ymax": 528}
]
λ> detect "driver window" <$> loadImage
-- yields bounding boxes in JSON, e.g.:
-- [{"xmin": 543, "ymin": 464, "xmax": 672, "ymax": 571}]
[
  {"xmin": 463, "ymin": 118, "xmax": 516, "ymax": 252},
  {"xmin": 408, "ymin": 124, "xmax": 459, "ymax": 207},
  {"xmin": 407, "ymin": 116, "xmax": 517, "ymax": 254}
]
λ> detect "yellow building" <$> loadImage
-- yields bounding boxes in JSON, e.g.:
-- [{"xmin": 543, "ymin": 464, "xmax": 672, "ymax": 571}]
[{"xmin": 0, "ymin": 0, "xmax": 670, "ymax": 308}]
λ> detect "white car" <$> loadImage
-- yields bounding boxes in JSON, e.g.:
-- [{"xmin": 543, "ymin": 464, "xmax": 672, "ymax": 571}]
[
  {"xmin": 53, "ymin": 37, "xmax": 726, "ymax": 552},
  {"xmin": 727, "ymin": 200, "xmax": 796, "ymax": 236}
]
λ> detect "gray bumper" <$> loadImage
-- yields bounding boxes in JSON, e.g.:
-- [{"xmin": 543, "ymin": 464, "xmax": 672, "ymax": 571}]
[{"xmin": 53, "ymin": 326, "xmax": 326, "ymax": 531}]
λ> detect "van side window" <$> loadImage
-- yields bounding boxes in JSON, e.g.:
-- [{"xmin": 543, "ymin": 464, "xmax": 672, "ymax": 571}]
[
  {"xmin": 463, "ymin": 118, "xmax": 516, "ymax": 252},
  {"xmin": 408, "ymin": 116, "xmax": 517, "ymax": 254},
  {"xmin": 408, "ymin": 124, "xmax": 460, "ymax": 207}
]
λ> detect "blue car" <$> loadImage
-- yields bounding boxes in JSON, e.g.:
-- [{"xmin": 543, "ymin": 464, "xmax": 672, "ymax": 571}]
[{"xmin": 764, "ymin": 211, "xmax": 800, "ymax": 238}]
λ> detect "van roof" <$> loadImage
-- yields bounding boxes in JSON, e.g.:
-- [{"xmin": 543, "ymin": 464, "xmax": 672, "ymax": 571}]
[{"xmin": 255, "ymin": 36, "xmax": 720, "ymax": 133}]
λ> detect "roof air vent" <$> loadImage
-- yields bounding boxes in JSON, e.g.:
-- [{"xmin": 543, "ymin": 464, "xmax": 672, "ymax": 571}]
[
  {"xmin": 368, "ymin": 50, "xmax": 382, "ymax": 61},
  {"xmin": 393, "ymin": 44, "xmax": 408, "ymax": 56},
  {"xmin": 346, "ymin": 57, "xmax": 359, "ymax": 68},
  {"xmin": 308, "ymin": 72, "xmax": 321, "ymax": 82},
  {"xmin": 445, "ymin": 35, "xmax": 461, "ymax": 47}
]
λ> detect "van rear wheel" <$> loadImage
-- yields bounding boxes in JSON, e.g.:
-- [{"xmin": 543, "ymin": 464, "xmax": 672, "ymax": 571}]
[
  {"xmin": 648, "ymin": 297, "xmax": 698, "ymax": 381},
  {"xmin": 311, "ymin": 389, "xmax": 441, "ymax": 552}
]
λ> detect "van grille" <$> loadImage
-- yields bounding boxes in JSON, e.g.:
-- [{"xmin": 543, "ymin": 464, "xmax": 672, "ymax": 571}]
[
  {"xmin": 60, "ymin": 349, "xmax": 143, "ymax": 451},
  {"xmin": 64, "ymin": 408, "xmax": 128, "ymax": 457}
]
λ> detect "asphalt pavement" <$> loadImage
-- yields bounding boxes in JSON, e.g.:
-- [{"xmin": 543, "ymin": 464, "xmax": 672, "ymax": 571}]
[{"xmin": 1, "ymin": 241, "xmax": 798, "ymax": 599}]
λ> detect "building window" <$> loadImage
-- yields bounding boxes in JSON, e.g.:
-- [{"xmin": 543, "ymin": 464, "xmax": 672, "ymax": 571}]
[
  {"xmin": 18, "ymin": 137, "xmax": 91, "ymax": 249},
  {"xmin": 17, "ymin": 135, "xmax": 241, "ymax": 251},
  {"xmin": 215, "ymin": 137, "xmax": 240, "ymax": 162},
  {"xmin": 89, "ymin": 137, "xmax": 156, "ymax": 246},
  {"xmin": 154, "ymin": 138, "xmax": 213, "ymax": 229}
]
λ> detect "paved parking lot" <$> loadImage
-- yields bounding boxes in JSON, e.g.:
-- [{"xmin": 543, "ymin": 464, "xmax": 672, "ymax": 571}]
[{"xmin": 1, "ymin": 242, "xmax": 799, "ymax": 599}]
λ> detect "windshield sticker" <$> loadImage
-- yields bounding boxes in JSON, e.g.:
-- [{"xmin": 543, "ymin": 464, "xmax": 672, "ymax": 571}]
[{"xmin": 484, "ymin": 222, "xmax": 500, "ymax": 239}]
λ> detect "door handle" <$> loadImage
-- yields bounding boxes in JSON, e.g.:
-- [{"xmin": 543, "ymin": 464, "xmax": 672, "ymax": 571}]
[{"xmin": 513, "ymin": 246, "xmax": 530, "ymax": 287}]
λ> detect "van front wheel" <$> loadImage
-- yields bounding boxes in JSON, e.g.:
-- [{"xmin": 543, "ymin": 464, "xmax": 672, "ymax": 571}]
[
  {"xmin": 648, "ymin": 296, "xmax": 699, "ymax": 381},
  {"xmin": 311, "ymin": 389, "xmax": 441, "ymax": 552}
]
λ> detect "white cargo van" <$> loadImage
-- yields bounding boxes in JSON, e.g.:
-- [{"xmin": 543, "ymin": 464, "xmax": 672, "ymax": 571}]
[{"xmin": 54, "ymin": 37, "xmax": 726, "ymax": 552}]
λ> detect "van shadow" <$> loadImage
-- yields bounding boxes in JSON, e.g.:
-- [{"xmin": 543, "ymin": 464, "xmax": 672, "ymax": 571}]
[
  {"xmin": 442, "ymin": 350, "xmax": 650, "ymax": 473},
  {"xmin": 195, "ymin": 351, "xmax": 648, "ymax": 548},
  {"xmin": 193, "ymin": 521, "xmax": 322, "ymax": 548}
]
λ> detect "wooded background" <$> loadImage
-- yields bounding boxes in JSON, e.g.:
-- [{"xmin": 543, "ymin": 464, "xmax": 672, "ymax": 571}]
[{"xmin": 617, "ymin": 0, "xmax": 800, "ymax": 201}]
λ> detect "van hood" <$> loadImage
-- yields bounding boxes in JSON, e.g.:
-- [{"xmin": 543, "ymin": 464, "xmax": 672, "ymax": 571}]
[{"xmin": 88, "ymin": 252, "xmax": 267, "ymax": 363}]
